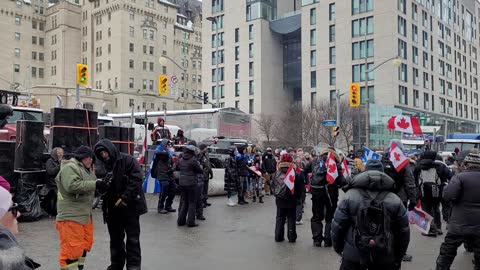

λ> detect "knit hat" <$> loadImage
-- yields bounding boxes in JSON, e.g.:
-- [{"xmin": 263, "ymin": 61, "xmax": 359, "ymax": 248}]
[
  {"xmin": 0, "ymin": 176, "xmax": 10, "ymax": 192},
  {"xmin": 365, "ymin": 159, "xmax": 384, "ymax": 172},
  {"xmin": 157, "ymin": 117, "xmax": 164, "ymax": 125},
  {"xmin": 464, "ymin": 153, "xmax": 480, "ymax": 165},
  {"xmin": 280, "ymin": 153, "xmax": 293, "ymax": 163},
  {"xmin": 0, "ymin": 186, "xmax": 12, "ymax": 220},
  {"xmin": 184, "ymin": 145, "xmax": 197, "ymax": 154},
  {"xmin": 74, "ymin": 146, "xmax": 95, "ymax": 161}
]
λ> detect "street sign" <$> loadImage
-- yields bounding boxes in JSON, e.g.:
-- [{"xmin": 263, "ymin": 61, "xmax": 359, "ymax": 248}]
[
  {"xmin": 171, "ymin": 75, "xmax": 178, "ymax": 84},
  {"xmin": 322, "ymin": 120, "xmax": 337, "ymax": 126}
]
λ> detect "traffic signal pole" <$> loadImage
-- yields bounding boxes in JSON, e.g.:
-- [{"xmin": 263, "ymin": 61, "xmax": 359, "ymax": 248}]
[{"xmin": 75, "ymin": 83, "xmax": 81, "ymax": 108}]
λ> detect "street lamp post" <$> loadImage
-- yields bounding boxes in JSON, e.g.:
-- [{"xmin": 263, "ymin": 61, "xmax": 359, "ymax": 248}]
[
  {"xmin": 363, "ymin": 56, "xmax": 402, "ymax": 147},
  {"xmin": 159, "ymin": 55, "xmax": 188, "ymax": 109},
  {"xmin": 207, "ymin": 16, "xmax": 220, "ymax": 108}
]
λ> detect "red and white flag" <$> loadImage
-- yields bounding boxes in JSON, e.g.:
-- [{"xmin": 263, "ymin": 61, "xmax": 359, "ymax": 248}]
[
  {"xmin": 387, "ymin": 115, "xmax": 423, "ymax": 135},
  {"xmin": 326, "ymin": 152, "xmax": 338, "ymax": 184},
  {"xmin": 285, "ymin": 166, "xmax": 295, "ymax": 194},
  {"xmin": 389, "ymin": 142, "xmax": 409, "ymax": 172},
  {"xmin": 341, "ymin": 159, "xmax": 350, "ymax": 178},
  {"xmin": 138, "ymin": 136, "xmax": 147, "ymax": 165}
]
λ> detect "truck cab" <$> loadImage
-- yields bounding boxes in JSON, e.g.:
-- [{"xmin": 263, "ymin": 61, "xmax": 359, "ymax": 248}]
[{"xmin": 0, "ymin": 106, "xmax": 44, "ymax": 141}]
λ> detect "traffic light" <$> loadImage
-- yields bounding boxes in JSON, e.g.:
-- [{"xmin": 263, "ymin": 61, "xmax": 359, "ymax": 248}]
[
  {"xmin": 203, "ymin": 92, "xmax": 209, "ymax": 104},
  {"xmin": 349, "ymin": 83, "xmax": 360, "ymax": 107},
  {"xmin": 158, "ymin": 75, "xmax": 168, "ymax": 95},
  {"xmin": 76, "ymin": 64, "xmax": 88, "ymax": 85},
  {"xmin": 333, "ymin": 126, "xmax": 340, "ymax": 137}
]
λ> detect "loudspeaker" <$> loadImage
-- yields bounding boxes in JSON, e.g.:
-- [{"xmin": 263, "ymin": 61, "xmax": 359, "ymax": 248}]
[
  {"xmin": 74, "ymin": 109, "xmax": 98, "ymax": 128},
  {"xmin": 0, "ymin": 141, "xmax": 15, "ymax": 176},
  {"xmin": 50, "ymin": 108, "xmax": 74, "ymax": 126},
  {"xmin": 49, "ymin": 127, "xmax": 73, "ymax": 153},
  {"xmin": 98, "ymin": 126, "xmax": 121, "ymax": 141},
  {"xmin": 14, "ymin": 121, "xmax": 45, "ymax": 171}
]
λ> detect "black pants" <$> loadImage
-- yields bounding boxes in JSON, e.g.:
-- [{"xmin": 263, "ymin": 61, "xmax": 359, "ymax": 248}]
[
  {"xmin": 275, "ymin": 207, "xmax": 297, "ymax": 242},
  {"xmin": 340, "ymin": 259, "xmax": 397, "ymax": 270},
  {"xmin": 311, "ymin": 189, "xmax": 337, "ymax": 243},
  {"xmin": 203, "ymin": 180, "xmax": 209, "ymax": 204},
  {"xmin": 436, "ymin": 232, "xmax": 480, "ymax": 270},
  {"xmin": 178, "ymin": 185, "xmax": 197, "ymax": 226},
  {"xmin": 296, "ymin": 192, "xmax": 306, "ymax": 222},
  {"xmin": 421, "ymin": 198, "xmax": 442, "ymax": 232},
  {"xmin": 158, "ymin": 180, "xmax": 176, "ymax": 211},
  {"xmin": 237, "ymin": 176, "xmax": 247, "ymax": 201},
  {"xmin": 106, "ymin": 207, "xmax": 141, "ymax": 270},
  {"xmin": 196, "ymin": 182, "xmax": 204, "ymax": 217}
]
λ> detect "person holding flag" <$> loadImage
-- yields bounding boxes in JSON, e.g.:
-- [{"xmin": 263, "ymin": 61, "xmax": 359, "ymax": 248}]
[
  {"xmin": 303, "ymin": 148, "xmax": 347, "ymax": 248},
  {"xmin": 271, "ymin": 153, "xmax": 305, "ymax": 243}
]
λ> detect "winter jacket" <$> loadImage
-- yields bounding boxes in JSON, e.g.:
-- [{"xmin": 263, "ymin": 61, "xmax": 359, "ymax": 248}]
[
  {"xmin": 94, "ymin": 139, "xmax": 147, "ymax": 216},
  {"xmin": 413, "ymin": 158, "xmax": 451, "ymax": 200},
  {"xmin": 303, "ymin": 157, "xmax": 347, "ymax": 190},
  {"xmin": 274, "ymin": 162, "xmax": 305, "ymax": 209},
  {"xmin": 224, "ymin": 156, "xmax": 238, "ymax": 192},
  {"xmin": 0, "ymin": 226, "xmax": 40, "ymax": 269},
  {"xmin": 382, "ymin": 158, "xmax": 417, "ymax": 204},
  {"xmin": 45, "ymin": 148, "xmax": 62, "ymax": 189},
  {"xmin": 56, "ymin": 158, "xmax": 97, "ymax": 225},
  {"xmin": 151, "ymin": 125, "xmax": 171, "ymax": 142},
  {"xmin": 236, "ymin": 153, "xmax": 249, "ymax": 176},
  {"xmin": 262, "ymin": 154, "xmax": 277, "ymax": 174},
  {"xmin": 331, "ymin": 170, "xmax": 410, "ymax": 265},
  {"xmin": 443, "ymin": 168, "xmax": 480, "ymax": 236},
  {"xmin": 199, "ymin": 152, "xmax": 213, "ymax": 181},
  {"xmin": 175, "ymin": 153, "xmax": 203, "ymax": 187},
  {"xmin": 151, "ymin": 150, "xmax": 173, "ymax": 181}
]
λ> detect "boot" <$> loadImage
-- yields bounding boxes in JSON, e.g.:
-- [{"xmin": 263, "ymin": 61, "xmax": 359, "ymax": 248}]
[
  {"xmin": 227, "ymin": 198, "xmax": 236, "ymax": 207},
  {"xmin": 259, "ymin": 197, "xmax": 264, "ymax": 203},
  {"xmin": 324, "ymin": 222, "xmax": 332, "ymax": 247},
  {"xmin": 196, "ymin": 215, "xmax": 206, "ymax": 221},
  {"xmin": 165, "ymin": 207, "xmax": 176, "ymax": 213},
  {"xmin": 158, "ymin": 209, "xmax": 168, "ymax": 214},
  {"xmin": 252, "ymin": 196, "xmax": 256, "ymax": 202}
]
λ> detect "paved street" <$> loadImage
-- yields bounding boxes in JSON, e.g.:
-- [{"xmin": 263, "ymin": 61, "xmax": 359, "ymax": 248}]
[{"xmin": 18, "ymin": 194, "xmax": 473, "ymax": 270}]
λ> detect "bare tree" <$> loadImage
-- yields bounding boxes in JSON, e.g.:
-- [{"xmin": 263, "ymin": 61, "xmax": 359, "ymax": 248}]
[
  {"xmin": 274, "ymin": 104, "xmax": 304, "ymax": 147},
  {"xmin": 254, "ymin": 113, "xmax": 277, "ymax": 143}
]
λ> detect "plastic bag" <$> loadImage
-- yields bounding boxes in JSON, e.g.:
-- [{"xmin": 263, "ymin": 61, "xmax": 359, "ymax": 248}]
[{"xmin": 15, "ymin": 176, "xmax": 46, "ymax": 222}]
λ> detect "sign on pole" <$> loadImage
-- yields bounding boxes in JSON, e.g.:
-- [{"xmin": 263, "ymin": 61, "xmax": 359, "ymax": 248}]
[
  {"xmin": 322, "ymin": 120, "xmax": 337, "ymax": 126},
  {"xmin": 171, "ymin": 75, "xmax": 178, "ymax": 85}
]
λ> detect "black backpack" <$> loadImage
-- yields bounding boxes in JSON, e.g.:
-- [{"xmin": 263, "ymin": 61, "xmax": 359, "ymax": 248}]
[
  {"xmin": 382, "ymin": 159, "xmax": 403, "ymax": 192},
  {"xmin": 354, "ymin": 190, "xmax": 393, "ymax": 263},
  {"xmin": 271, "ymin": 169, "xmax": 294, "ymax": 200},
  {"xmin": 310, "ymin": 158, "xmax": 328, "ymax": 188}
]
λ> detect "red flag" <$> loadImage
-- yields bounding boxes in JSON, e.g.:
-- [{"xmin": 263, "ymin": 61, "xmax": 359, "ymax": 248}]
[
  {"xmin": 138, "ymin": 136, "xmax": 147, "ymax": 165},
  {"xmin": 341, "ymin": 159, "xmax": 350, "ymax": 178},
  {"xmin": 389, "ymin": 142, "xmax": 409, "ymax": 172},
  {"xmin": 387, "ymin": 115, "xmax": 422, "ymax": 135},
  {"xmin": 285, "ymin": 166, "xmax": 295, "ymax": 194},
  {"xmin": 326, "ymin": 152, "xmax": 338, "ymax": 184}
]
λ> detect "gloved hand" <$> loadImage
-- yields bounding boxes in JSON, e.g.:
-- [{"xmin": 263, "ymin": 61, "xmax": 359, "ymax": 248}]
[
  {"xmin": 115, "ymin": 198, "xmax": 128, "ymax": 207},
  {"xmin": 96, "ymin": 180, "xmax": 108, "ymax": 194},
  {"xmin": 408, "ymin": 201, "xmax": 417, "ymax": 211}
]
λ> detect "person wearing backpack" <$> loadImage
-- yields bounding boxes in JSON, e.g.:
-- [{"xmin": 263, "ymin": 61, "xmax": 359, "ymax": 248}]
[
  {"xmin": 435, "ymin": 151, "xmax": 480, "ymax": 270},
  {"xmin": 303, "ymin": 148, "xmax": 347, "ymax": 247},
  {"xmin": 413, "ymin": 150, "xmax": 451, "ymax": 236},
  {"xmin": 271, "ymin": 153, "xmax": 305, "ymax": 243},
  {"xmin": 332, "ymin": 159, "xmax": 410, "ymax": 270}
]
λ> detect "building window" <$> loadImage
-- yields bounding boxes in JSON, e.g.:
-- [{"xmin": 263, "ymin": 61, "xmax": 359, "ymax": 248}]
[
  {"xmin": 249, "ymin": 99, "xmax": 254, "ymax": 114},
  {"xmin": 234, "ymin": 28, "xmax": 240, "ymax": 43},
  {"xmin": 235, "ymin": 101, "xmax": 239, "ymax": 109},
  {"xmin": 310, "ymin": 8, "xmax": 316, "ymax": 25},
  {"xmin": 14, "ymin": 48, "xmax": 20, "ymax": 57},
  {"xmin": 398, "ymin": 0, "xmax": 406, "ymax": 14},
  {"xmin": 412, "ymin": 3, "xmax": 418, "ymax": 21},
  {"xmin": 399, "ymin": 85, "xmax": 408, "ymax": 105},
  {"xmin": 310, "ymin": 71, "xmax": 317, "ymax": 88},
  {"xmin": 398, "ymin": 16, "xmax": 406, "ymax": 37},
  {"xmin": 149, "ymin": 80, "xmax": 154, "ymax": 91},
  {"xmin": 310, "ymin": 50, "xmax": 316, "ymax": 67},
  {"xmin": 413, "ymin": 90, "xmax": 419, "ymax": 107},
  {"xmin": 398, "ymin": 39, "xmax": 407, "ymax": 59},
  {"xmin": 129, "ymin": 60, "xmax": 134, "ymax": 69},
  {"xmin": 422, "ymin": 31, "xmax": 428, "ymax": 48},
  {"xmin": 329, "ymin": 47, "xmax": 336, "ymax": 64},
  {"xmin": 249, "ymin": 62, "xmax": 254, "ymax": 77},
  {"xmin": 352, "ymin": 17, "xmax": 374, "ymax": 37},
  {"xmin": 32, "ymin": 52, "xmax": 37, "ymax": 60},
  {"xmin": 352, "ymin": 63, "xmax": 374, "ymax": 82},
  {"xmin": 150, "ymin": 62, "xmax": 154, "ymax": 71},
  {"xmin": 329, "ymin": 68, "xmax": 336, "ymax": 85},
  {"xmin": 413, "ymin": 68, "xmax": 419, "ymax": 86},
  {"xmin": 249, "ymin": 43, "xmax": 254, "ymax": 58},
  {"xmin": 249, "ymin": 25, "xmax": 253, "ymax": 40},
  {"xmin": 398, "ymin": 63, "xmax": 407, "ymax": 82},
  {"xmin": 142, "ymin": 79, "xmax": 147, "ymax": 90},
  {"xmin": 149, "ymin": 46, "xmax": 154, "ymax": 55},
  {"xmin": 129, "ymin": 43, "xmax": 134, "ymax": 52},
  {"xmin": 310, "ymin": 29, "xmax": 316, "ymax": 46},
  {"xmin": 14, "ymin": 64, "xmax": 20, "ymax": 73},
  {"xmin": 248, "ymin": 80, "xmax": 255, "ymax": 95},
  {"xmin": 15, "ymin": 32, "xmax": 21, "ymax": 41},
  {"xmin": 423, "ymin": 72, "xmax": 429, "ymax": 89},
  {"xmin": 15, "ymin": 15, "xmax": 21, "ymax": 25},
  {"xmin": 39, "ymin": 53, "xmax": 44, "ymax": 61},
  {"xmin": 412, "ymin": 24, "xmax": 418, "ymax": 43},
  {"xmin": 212, "ymin": 0, "xmax": 224, "ymax": 13},
  {"xmin": 235, "ymin": 46, "xmax": 240, "ymax": 61},
  {"xmin": 352, "ymin": 0, "xmax": 373, "ymax": 15},
  {"xmin": 129, "ymin": 78, "xmax": 134, "ymax": 88},
  {"xmin": 129, "ymin": 27, "xmax": 134, "ymax": 37},
  {"xmin": 424, "ymin": 93, "xmax": 430, "ymax": 109},
  {"xmin": 352, "ymin": 40, "xmax": 374, "ymax": 59},
  {"xmin": 329, "ymin": 4, "xmax": 335, "ymax": 21},
  {"xmin": 329, "ymin": 25, "xmax": 335, "ymax": 42},
  {"xmin": 32, "ymin": 36, "xmax": 37, "ymax": 45}
]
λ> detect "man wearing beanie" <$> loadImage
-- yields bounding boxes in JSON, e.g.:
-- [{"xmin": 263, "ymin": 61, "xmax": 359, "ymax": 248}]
[
  {"xmin": 332, "ymin": 159, "xmax": 410, "ymax": 270},
  {"xmin": 56, "ymin": 146, "xmax": 107, "ymax": 270}
]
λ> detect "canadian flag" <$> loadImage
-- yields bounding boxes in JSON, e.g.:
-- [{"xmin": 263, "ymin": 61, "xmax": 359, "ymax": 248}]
[
  {"xmin": 341, "ymin": 159, "xmax": 350, "ymax": 178},
  {"xmin": 138, "ymin": 136, "xmax": 147, "ymax": 165},
  {"xmin": 326, "ymin": 152, "xmax": 339, "ymax": 184},
  {"xmin": 387, "ymin": 115, "xmax": 423, "ymax": 135},
  {"xmin": 285, "ymin": 166, "xmax": 295, "ymax": 194},
  {"xmin": 389, "ymin": 142, "xmax": 410, "ymax": 172}
]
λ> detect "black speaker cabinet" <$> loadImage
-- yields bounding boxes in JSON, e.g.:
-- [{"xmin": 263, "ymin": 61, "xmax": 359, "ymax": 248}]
[
  {"xmin": 14, "ymin": 121, "xmax": 45, "ymax": 171},
  {"xmin": 50, "ymin": 108, "xmax": 74, "ymax": 126},
  {"xmin": 74, "ymin": 109, "xmax": 98, "ymax": 128}
]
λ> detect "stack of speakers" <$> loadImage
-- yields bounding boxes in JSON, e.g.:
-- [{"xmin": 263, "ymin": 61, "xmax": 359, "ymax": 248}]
[
  {"xmin": 49, "ymin": 108, "xmax": 99, "ymax": 154},
  {"xmin": 14, "ymin": 121, "xmax": 45, "ymax": 171},
  {"xmin": 0, "ymin": 140, "xmax": 16, "ymax": 183},
  {"xmin": 98, "ymin": 126, "xmax": 135, "ymax": 155}
]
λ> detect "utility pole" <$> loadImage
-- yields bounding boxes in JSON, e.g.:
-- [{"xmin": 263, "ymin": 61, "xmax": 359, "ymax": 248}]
[{"xmin": 207, "ymin": 16, "xmax": 220, "ymax": 108}]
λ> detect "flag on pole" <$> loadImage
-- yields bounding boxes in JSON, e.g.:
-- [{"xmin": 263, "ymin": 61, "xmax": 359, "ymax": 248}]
[
  {"xmin": 326, "ymin": 152, "xmax": 339, "ymax": 184},
  {"xmin": 387, "ymin": 115, "xmax": 423, "ymax": 135},
  {"xmin": 341, "ymin": 159, "xmax": 350, "ymax": 178},
  {"xmin": 138, "ymin": 136, "xmax": 147, "ymax": 165},
  {"xmin": 389, "ymin": 142, "xmax": 410, "ymax": 172},
  {"xmin": 285, "ymin": 166, "xmax": 295, "ymax": 194},
  {"xmin": 361, "ymin": 147, "xmax": 382, "ymax": 164}
]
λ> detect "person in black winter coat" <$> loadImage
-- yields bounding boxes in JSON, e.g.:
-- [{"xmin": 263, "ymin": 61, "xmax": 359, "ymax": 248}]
[
  {"xmin": 43, "ymin": 147, "xmax": 64, "ymax": 216},
  {"xmin": 175, "ymin": 145, "xmax": 203, "ymax": 227},
  {"xmin": 235, "ymin": 146, "xmax": 250, "ymax": 205},
  {"xmin": 262, "ymin": 148, "xmax": 277, "ymax": 195},
  {"xmin": 273, "ymin": 153, "xmax": 305, "ymax": 243},
  {"xmin": 224, "ymin": 147, "xmax": 239, "ymax": 207},
  {"xmin": 198, "ymin": 143, "xmax": 213, "ymax": 208},
  {"xmin": 151, "ymin": 139, "xmax": 176, "ymax": 214},
  {"xmin": 303, "ymin": 148, "xmax": 347, "ymax": 247},
  {"xmin": 94, "ymin": 139, "xmax": 147, "ymax": 270},
  {"xmin": 332, "ymin": 159, "xmax": 410, "ymax": 270},
  {"xmin": 413, "ymin": 150, "xmax": 451, "ymax": 236},
  {"xmin": 435, "ymin": 151, "xmax": 480, "ymax": 270}
]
